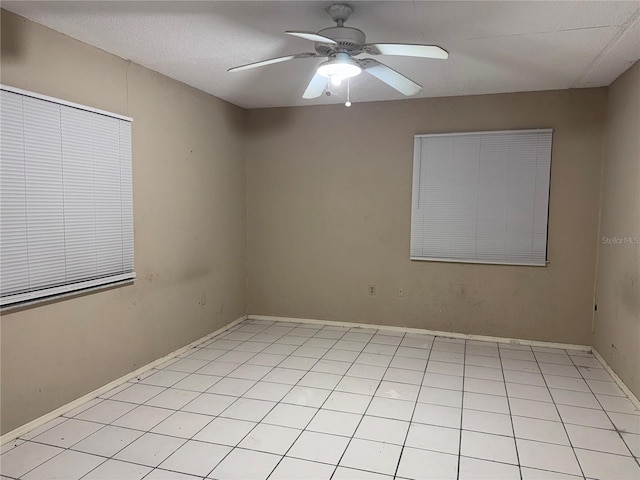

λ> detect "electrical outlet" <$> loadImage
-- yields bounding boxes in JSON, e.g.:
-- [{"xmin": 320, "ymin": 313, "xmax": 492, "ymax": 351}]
[
  {"xmin": 397, "ymin": 285, "xmax": 405, "ymax": 297},
  {"xmin": 200, "ymin": 292, "xmax": 206, "ymax": 305},
  {"xmin": 368, "ymin": 284, "xmax": 376, "ymax": 296}
]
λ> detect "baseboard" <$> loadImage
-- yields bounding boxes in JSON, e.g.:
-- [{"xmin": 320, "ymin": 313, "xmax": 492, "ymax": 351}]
[
  {"xmin": 248, "ymin": 314, "xmax": 591, "ymax": 352},
  {"xmin": 0, "ymin": 314, "xmax": 247, "ymax": 445},
  {"xmin": 591, "ymin": 349, "xmax": 640, "ymax": 411}
]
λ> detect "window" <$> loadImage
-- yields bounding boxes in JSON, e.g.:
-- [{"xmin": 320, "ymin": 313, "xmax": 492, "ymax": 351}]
[
  {"xmin": 410, "ymin": 129, "xmax": 552, "ymax": 266},
  {"xmin": 0, "ymin": 85, "xmax": 135, "ymax": 307}
]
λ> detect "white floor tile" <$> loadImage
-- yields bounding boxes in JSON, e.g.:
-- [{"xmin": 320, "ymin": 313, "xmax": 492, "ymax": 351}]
[
  {"xmin": 193, "ymin": 417, "xmax": 256, "ymax": 446},
  {"xmin": 281, "ymin": 386, "xmax": 331, "ymax": 408},
  {"xmin": 426, "ymin": 360, "xmax": 464, "ymax": 376},
  {"xmin": 159, "ymin": 440, "xmax": 230, "ymax": 477},
  {"xmin": 112, "ymin": 405, "xmax": 173, "ymax": 431},
  {"xmin": 0, "ymin": 442, "xmax": 64, "ymax": 478},
  {"xmin": 354, "ymin": 416, "xmax": 409, "ymax": 445},
  {"xmin": 209, "ymin": 448, "xmax": 281, "ymax": 479},
  {"xmin": 311, "ymin": 359, "xmax": 351, "ymax": 375},
  {"xmin": 263, "ymin": 344, "xmax": 299, "ymax": 356},
  {"xmin": 306, "ymin": 409, "xmax": 362, "ymax": 437},
  {"xmin": 226, "ymin": 363, "xmax": 273, "ymax": 381},
  {"xmin": 544, "ymin": 374, "xmax": 590, "ymax": 392},
  {"xmin": 422, "ymin": 372, "xmax": 463, "ymax": 391},
  {"xmin": 262, "ymin": 403, "xmax": 317, "ymax": 429},
  {"xmin": 146, "ymin": 468, "xmax": 202, "ymax": 479},
  {"xmin": 32, "ymin": 419, "xmax": 103, "ymax": 448},
  {"xmin": 464, "ymin": 392, "xmax": 510, "ymax": 414},
  {"xmin": 405, "ymin": 423, "xmax": 459, "ymax": 455},
  {"xmin": 322, "ymin": 349, "xmax": 359, "ymax": 363},
  {"xmin": 413, "ymin": 403, "xmax": 461, "ymax": 429},
  {"xmin": 506, "ymin": 383, "xmax": 553, "ymax": 402},
  {"xmin": 418, "ymin": 386, "xmax": 463, "ymax": 408},
  {"xmin": 462, "ymin": 409, "xmax": 513, "ymax": 436},
  {"xmin": 465, "ymin": 365, "xmax": 504, "ymax": 381},
  {"xmin": 182, "ymin": 393, "xmax": 236, "ymax": 416},
  {"xmin": 323, "ymin": 391, "xmax": 372, "ymax": 414},
  {"xmin": 520, "ymin": 467, "xmax": 583, "ymax": 480},
  {"xmin": 165, "ymin": 358, "xmax": 211, "ymax": 373},
  {"xmin": 396, "ymin": 446, "xmax": 458, "ymax": 480},
  {"xmin": 145, "ymin": 389, "xmax": 199, "ymax": 410},
  {"xmin": 383, "ymin": 368, "xmax": 425, "ymax": 385},
  {"xmin": 517, "ymin": 438, "xmax": 582, "ymax": 476},
  {"xmin": 509, "ymin": 398, "xmax": 561, "ymax": 421},
  {"xmin": 287, "ymin": 431, "xmax": 349, "ymax": 464},
  {"xmin": 512, "ymin": 416, "xmax": 570, "ymax": 445},
  {"xmin": 609, "ymin": 412, "xmax": 640, "ymax": 435},
  {"xmin": 239, "ymin": 424, "xmax": 300, "ymax": 455},
  {"xmin": 173, "ymin": 374, "xmax": 222, "ymax": 392},
  {"xmin": 565, "ymin": 423, "xmax": 631, "ymax": 455},
  {"xmin": 363, "ymin": 343, "xmax": 397, "ymax": 355},
  {"xmin": 18, "ymin": 418, "xmax": 67, "ymax": 441},
  {"xmin": 458, "ymin": 456, "xmax": 520, "ymax": 479},
  {"xmin": 186, "ymin": 348, "xmax": 227, "ymax": 361},
  {"xmin": 139, "ymin": 370, "xmax": 189, "ymax": 388},
  {"xmin": 268, "ymin": 457, "xmax": 335, "ymax": 480},
  {"xmin": 375, "ymin": 381, "xmax": 420, "ymax": 401},
  {"xmin": 151, "ymin": 411, "xmax": 213, "ymax": 438},
  {"xmin": 243, "ymin": 381, "xmax": 292, "ymax": 402},
  {"xmin": 111, "ymin": 384, "xmax": 165, "ymax": 404},
  {"xmin": 72, "ymin": 425, "xmax": 143, "ymax": 457},
  {"xmin": 501, "ymin": 358, "xmax": 540, "ymax": 373},
  {"xmin": 575, "ymin": 448, "xmax": 640, "ymax": 480},
  {"xmin": 460, "ymin": 430, "xmax": 517, "ymax": 464},
  {"xmin": 22, "ymin": 449, "xmax": 104, "ymax": 480},
  {"xmin": 114, "ymin": 432, "xmax": 185, "ymax": 467},
  {"xmin": 390, "ymin": 356, "xmax": 428, "ymax": 372},
  {"xmin": 247, "ymin": 353, "xmax": 287, "ymax": 367},
  {"xmin": 597, "ymin": 393, "xmax": 640, "ymax": 415},
  {"xmin": 464, "ymin": 377, "xmax": 507, "ymax": 396},
  {"xmin": 298, "ymin": 371, "xmax": 342, "ymax": 389},
  {"xmin": 503, "ymin": 369, "xmax": 546, "ymax": 386},
  {"xmin": 304, "ymin": 338, "xmax": 338, "ymax": 349},
  {"xmin": 221, "ymin": 398, "xmax": 276, "ymax": 422},
  {"xmin": 465, "ymin": 354, "xmax": 501, "ymax": 369},
  {"xmin": 550, "ymin": 389, "xmax": 601, "ymax": 409},
  {"xmin": 577, "ymin": 366, "xmax": 613, "ymax": 381},
  {"xmin": 276, "ymin": 356, "xmax": 317, "ymax": 371},
  {"xmin": 346, "ymin": 364, "xmax": 387, "ymax": 380},
  {"xmin": 262, "ymin": 367, "xmax": 306, "ymax": 385},
  {"xmin": 499, "ymin": 349, "xmax": 536, "ymax": 361},
  {"xmin": 366, "ymin": 397, "xmax": 415, "ymax": 421},
  {"xmin": 557, "ymin": 404, "xmax": 614, "ymax": 429},
  {"xmin": 333, "ymin": 340, "xmax": 367, "ymax": 352},
  {"xmin": 586, "ymin": 379, "xmax": 626, "ymax": 397},
  {"xmin": 62, "ymin": 399, "xmax": 103, "ymax": 419},
  {"xmin": 82, "ymin": 459, "xmax": 152, "ymax": 480},
  {"xmin": 339, "ymin": 438, "xmax": 402, "ymax": 476},
  {"xmin": 355, "ymin": 352, "xmax": 393, "ymax": 367},
  {"xmin": 207, "ymin": 377, "xmax": 256, "ymax": 396},
  {"xmin": 622, "ymin": 432, "xmax": 640, "ymax": 458},
  {"xmin": 335, "ymin": 376, "xmax": 380, "ymax": 396}
]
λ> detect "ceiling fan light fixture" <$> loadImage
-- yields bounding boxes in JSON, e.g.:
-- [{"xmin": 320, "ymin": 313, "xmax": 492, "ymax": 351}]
[{"xmin": 317, "ymin": 52, "xmax": 361, "ymax": 85}]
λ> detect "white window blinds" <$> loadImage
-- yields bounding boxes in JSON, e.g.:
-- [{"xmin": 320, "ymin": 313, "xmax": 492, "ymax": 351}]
[
  {"xmin": 1, "ymin": 85, "xmax": 135, "ymax": 307},
  {"xmin": 410, "ymin": 129, "xmax": 552, "ymax": 266}
]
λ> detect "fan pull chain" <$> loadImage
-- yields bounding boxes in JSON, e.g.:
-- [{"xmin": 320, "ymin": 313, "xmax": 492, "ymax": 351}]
[{"xmin": 345, "ymin": 78, "xmax": 352, "ymax": 107}]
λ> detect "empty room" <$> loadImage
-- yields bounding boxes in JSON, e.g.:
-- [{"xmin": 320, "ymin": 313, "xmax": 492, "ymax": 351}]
[{"xmin": 0, "ymin": 1, "xmax": 639, "ymax": 479}]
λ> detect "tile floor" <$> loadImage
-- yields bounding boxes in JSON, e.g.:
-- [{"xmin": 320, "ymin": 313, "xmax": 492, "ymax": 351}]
[{"xmin": 2, "ymin": 319, "xmax": 639, "ymax": 480}]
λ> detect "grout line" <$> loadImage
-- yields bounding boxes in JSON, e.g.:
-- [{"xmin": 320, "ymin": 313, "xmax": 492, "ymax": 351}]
[
  {"xmin": 455, "ymin": 340, "xmax": 467, "ymax": 480},
  {"xmin": 566, "ymin": 352, "xmax": 640, "ymax": 468},
  {"xmin": 497, "ymin": 342, "xmax": 523, "ymax": 480},
  {"xmin": 529, "ymin": 349, "xmax": 588, "ymax": 479}
]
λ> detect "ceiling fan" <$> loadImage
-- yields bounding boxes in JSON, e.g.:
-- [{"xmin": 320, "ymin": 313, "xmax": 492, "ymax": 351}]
[{"xmin": 228, "ymin": 3, "xmax": 448, "ymax": 100}]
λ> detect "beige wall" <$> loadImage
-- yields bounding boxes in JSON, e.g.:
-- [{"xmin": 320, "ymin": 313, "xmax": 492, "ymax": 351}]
[
  {"xmin": 0, "ymin": 11, "xmax": 247, "ymax": 434},
  {"xmin": 246, "ymin": 89, "xmax": 607, "ymax": 345},
  {"xmin": 594, "ymin": 61, "xmax": 640, "ymax": 399}
]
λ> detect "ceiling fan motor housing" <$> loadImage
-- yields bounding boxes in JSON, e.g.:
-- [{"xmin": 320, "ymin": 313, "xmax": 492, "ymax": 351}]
[{"xmin": 315, "ymin": 27, "xmax": 366, "ymax": 56}]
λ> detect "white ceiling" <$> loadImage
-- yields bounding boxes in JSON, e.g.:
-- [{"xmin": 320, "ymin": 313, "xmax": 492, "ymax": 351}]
[{"xmin": 3, "ymin": 1, "xmax": 640, "ymax": 109}]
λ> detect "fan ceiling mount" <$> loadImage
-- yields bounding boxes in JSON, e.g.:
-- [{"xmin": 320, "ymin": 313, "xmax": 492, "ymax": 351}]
[{"xmin": 228, "ymin": 3, "xmax": 448, "ymax": 101}]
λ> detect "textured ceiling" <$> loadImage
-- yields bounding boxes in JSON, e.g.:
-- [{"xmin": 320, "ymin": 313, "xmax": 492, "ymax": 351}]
[{"xmin": 3, "ymin": 1, "xmax": 640, "ymax": 109}]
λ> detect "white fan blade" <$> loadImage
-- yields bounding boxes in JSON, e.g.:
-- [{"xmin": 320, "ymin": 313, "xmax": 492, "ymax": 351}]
[
  {"xmin": 286, "ymin": 31, "xmax": 337, "ymax": 45},
  {"xmin": 228, "ymin": 53, "xmax": 316, "ymax": 72},
  {"xmin": 303, "ymin": 71, "xmax": 327, "ymax": 99},
  {"xmin": 360, "ymin": 59, "xmax": 422, "ymax": 96},
  {"xmin": 364, "ymin": 43, "xmax": 448, "ymax": 59}
]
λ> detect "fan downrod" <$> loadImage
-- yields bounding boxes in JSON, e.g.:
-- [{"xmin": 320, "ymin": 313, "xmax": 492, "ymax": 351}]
[{"xmin": 326, "ymin": 4, "xmax": 353, "ymax": 27}]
